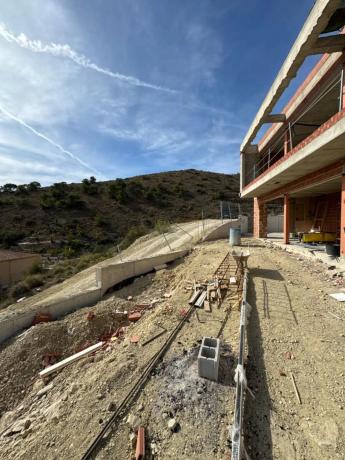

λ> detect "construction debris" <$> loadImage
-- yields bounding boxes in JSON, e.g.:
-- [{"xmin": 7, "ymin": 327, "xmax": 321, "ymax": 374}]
[
  {"xmin": 39, "ymin": 342, "xmax": 104, "ymax": 378},
  {"xmin": 329, "ymin": 292, "xmax": 345, "ymax": 302},
  {"xmin": 130, "ymin": 335, "xmax": 140, "ymax": 344},
  {"xmin": 135, "ymin": 426, "xmax": 145, "ymax": 460},
  {"xmin": 128, "ymin": 312, "xmax": 142, "ymax": 322},
  {"xmin": 141, "ymin": 326, "xmax": 167, "ymax": 346},
  {"xmin": 290, "ymin": 372, "xmax": 302, "ymax": 405}
]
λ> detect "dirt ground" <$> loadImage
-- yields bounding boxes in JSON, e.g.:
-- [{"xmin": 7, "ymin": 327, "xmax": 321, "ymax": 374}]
[
  {"xmin": 244, "ymin": 239, "xmax": 345, "ymax": 460},
  {"xmin": 0, "ymin": 238, "xmax": 344, "ymax": 460}
]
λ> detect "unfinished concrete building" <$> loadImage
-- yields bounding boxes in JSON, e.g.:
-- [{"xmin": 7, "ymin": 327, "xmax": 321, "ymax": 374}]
[{"xmin": 240, "ymin": 0, "xmax": 345, "ymax": 256}]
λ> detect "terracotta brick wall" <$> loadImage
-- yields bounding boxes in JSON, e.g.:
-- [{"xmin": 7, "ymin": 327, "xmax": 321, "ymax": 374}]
[
  {"xmin": 293, "ymin": 193, "xmax": 340, "ymax": 234},
  {"xmin": 253, "ymin": 197, "xmax": 267, "ymax": 238}
]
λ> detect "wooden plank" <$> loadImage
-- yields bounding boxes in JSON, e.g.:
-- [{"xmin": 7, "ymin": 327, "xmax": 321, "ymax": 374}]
[
  {"xmin": 39, "ymin": 342, "xmax": 104, "ymax": 378},
  {"xmin": 204, "ymin": 300, "xmax": 211, "ymax": 313},
  {"xmin": 290, "ymin": 372, "xmax": 302, "ymax": 404}
]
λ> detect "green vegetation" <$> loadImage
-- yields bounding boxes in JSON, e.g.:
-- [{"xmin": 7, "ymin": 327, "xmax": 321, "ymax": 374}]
[
  {"xmin": 121, "ymin": 226, "xmax": 147, "ymax": 249},
  {"xmin": 155, "ymin": 218, "xmax": 171, "ymax": 234},
  {"xmin": 0, "ymin": 170, "xmax": 249, "ymax": 258}
]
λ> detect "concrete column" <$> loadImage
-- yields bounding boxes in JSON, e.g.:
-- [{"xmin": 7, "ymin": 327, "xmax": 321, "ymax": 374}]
[
  {"xmin": 284, "ymin": 194, "xmax": 290, "ymax": 244},
  {"xmin": 341, "ymin": 175, "xmax": 345, "ymax": 257},
  {"xmin": 253, "ymin": 197, "xmax": 267, "ymax": 238},
  {"xmin": 240, "ymin": 153, "xmax": 244, "ymax": 192}
]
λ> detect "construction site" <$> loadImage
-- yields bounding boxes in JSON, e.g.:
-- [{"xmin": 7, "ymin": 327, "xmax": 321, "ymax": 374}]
[
  {"xmin": 1, "ymin": 1, "xmax": 345, "ymax": 460},
  {"xmin": 0, "ymin": 212, "xmax": 344, "ymax": 460}
]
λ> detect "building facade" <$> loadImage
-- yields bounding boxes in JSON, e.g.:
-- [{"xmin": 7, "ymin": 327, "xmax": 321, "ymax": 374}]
[{"xmin": 240, "ymin": 0, "xmax": 345, "ymax": 256}]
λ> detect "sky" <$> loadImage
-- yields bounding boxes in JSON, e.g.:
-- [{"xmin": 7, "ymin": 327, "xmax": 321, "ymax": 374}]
[{"xmin": 0, "ymin": 0, "xmax": 317, "ymax": 185}]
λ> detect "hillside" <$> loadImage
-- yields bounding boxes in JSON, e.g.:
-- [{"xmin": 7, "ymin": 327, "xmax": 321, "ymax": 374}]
[{"xmin": 0, "ymin": 169, "xmax": 248, "ymax": 256}]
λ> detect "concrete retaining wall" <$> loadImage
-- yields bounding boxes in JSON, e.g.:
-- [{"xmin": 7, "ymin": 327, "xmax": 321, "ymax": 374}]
[
  {"xmin": 97, "ymin": 249, "xmax": 188, "ymax": 295},
  {"xmin": 203, "ymin": 217, "xmax": 248, "ymax": 242},
  {"xmin": 0, "ymin": 249, "xmax": 188, "ymax": 344},
  {"xmin": 0, "ymin": 287, "xmax": 102, "ymax": 344}
]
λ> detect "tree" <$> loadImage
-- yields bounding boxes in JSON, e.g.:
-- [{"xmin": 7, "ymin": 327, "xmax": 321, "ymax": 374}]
[
  {"xmin": 2, "ymin": 183, "xmax": 17, "ymax": 193},
  {"xmin": 51, "ymin": 182, "xmax": 68, "ymax": 199},
  {"xmin": 27, "ymin": 181, "xmax": 41, "ymax": 192},
  {"xmin": 16, "ymin": 184, "xmax": 28, "ymax": 194},
  {"xmin": 82, "ymin": 177, "xmax": 98, "ymax": 195}
]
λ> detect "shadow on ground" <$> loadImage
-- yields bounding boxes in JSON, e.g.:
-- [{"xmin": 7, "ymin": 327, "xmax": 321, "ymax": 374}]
[
  {"xmin": 252, "ymin": 268, "xmax": 284, "ymax": 281},
  {"xmin": 218, "ymin": 343, "xmax": 235, "ymax": 387},
  {"xmin": 243, "ymin": 273, "xmax": 274, "ymax": 460}
]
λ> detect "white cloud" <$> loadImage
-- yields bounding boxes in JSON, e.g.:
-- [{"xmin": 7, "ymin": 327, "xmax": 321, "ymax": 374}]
[
  {"xmin": 0, "ymin": 104, "xmax": 102, "ymax": 177},
  {"xmin": 0, "ymin": 23, "xmax": 176, "ymax": 94}
]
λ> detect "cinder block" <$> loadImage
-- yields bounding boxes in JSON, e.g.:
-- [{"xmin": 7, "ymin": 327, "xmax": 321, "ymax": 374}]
[{"xmin": 198, "ymin": 337, "xmax": 220, "ymax": 381}]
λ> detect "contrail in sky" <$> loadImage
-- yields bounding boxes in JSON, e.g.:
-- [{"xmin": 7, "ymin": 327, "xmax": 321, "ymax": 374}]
[
  {"xmin": 0, "ymin": 104, "xmax": 103, "ymax": 177},
  {"xmin": 0, "ymin": 23, "xmax": 176, "ymax": 94}
]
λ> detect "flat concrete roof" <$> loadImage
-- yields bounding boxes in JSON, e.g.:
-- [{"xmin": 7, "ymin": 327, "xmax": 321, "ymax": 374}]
[{"xmin": 241, "ymin": 0, "xmax": 342, "ymax": 153}]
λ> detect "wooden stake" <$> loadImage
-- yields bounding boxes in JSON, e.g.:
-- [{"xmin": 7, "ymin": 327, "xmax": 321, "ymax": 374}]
[{"xmin": 290, "ymin": 372, "xmax": 302, "ymax": 404}]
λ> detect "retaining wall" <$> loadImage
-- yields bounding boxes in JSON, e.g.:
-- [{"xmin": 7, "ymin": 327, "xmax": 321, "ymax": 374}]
[
  {"xmin": 0, "ymin": 287, "xmax": 102, "ymax": 344},
  {"xmin": 0, "ymin": 250, "xmax": 188, "ymax": 344},
  {"xmin": 203, "ymin": 217, "xmax": 248, "ymax": 242},
  {"xmin": 97, "ymin": 250, "xmax": 188, "ymax": 295}
]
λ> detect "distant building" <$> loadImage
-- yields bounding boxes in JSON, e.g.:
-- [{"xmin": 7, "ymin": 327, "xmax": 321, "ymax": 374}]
[
  {"xmin": 0, "ymin": 250, "xmax": 41, "ymax": 287},
  {"xmin": 240, "ymin": 1, "xmax": 345, "ymax": 254}
]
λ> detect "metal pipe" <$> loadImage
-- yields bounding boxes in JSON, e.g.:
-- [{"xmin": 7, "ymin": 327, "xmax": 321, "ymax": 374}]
[{"xmin": 288, "ymin": 122, "xmax": 293, "ymax": 151}]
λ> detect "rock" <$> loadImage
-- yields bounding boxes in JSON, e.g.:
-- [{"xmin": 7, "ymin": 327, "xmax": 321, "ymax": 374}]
[
  {"xmin": 126, "ymin": 413, "xmax": 140, "ymax": 429},
  {"xmin": 42, "ymin": 400, "xmax": 61, "ymax": 423},
  {"xmin": 129, "ymin": 432, "xmax": 136, "ymax": 449},
  {"xmin": 8, "ymin": 418, "xmax": 31, "ymax": 435},
  {"xmin": 151, "ymin": 442, "xmax": 158, "ymax": 454},
  {"xmin": 69, "ymin": 383, "xmax": 79, "ymax": 394},
  {"xmin": 37, "ymin": 383, "xmax": 54, "ymax": 398},
  {"xmin": 107, "ymin": 402, "xmax": 116, "ymax": 412},
  {"xmin": 127, "ymin": 296, "xmax": 133, "ymax": 301},
  {"xmin": 96, "ymin": 393, "xmax": 104, "ymax": 400},
  {"xmin": 168, "ymin": 418, "xmax": 178, "ymax": 432}
]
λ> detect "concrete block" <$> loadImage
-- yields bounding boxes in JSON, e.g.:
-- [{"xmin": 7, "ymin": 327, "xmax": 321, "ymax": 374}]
[{"xmin": 198, "ymin": 337, "xmax": 220, "ymax": 381}]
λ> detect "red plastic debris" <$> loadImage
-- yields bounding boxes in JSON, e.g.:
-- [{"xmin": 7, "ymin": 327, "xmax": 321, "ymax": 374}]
[
  {"xmin": 128, "ymin": 312, "xmax": 142, "ymax": 322},
  {"xmin": 32, "ymin": 313, "xmax": 52, "ymax": 325},
  {"xmin": 130, "ymin": 335, "xmax": 140, "ymax": 344},
  {"xmin": 135, "ymin": 426, "xmax": 145, "ymax": 460}
]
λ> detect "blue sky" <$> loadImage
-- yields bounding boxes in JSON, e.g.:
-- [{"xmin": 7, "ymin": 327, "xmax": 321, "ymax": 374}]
[{"xmin": 0, "ymin": 0, "xmax": 316, "ymax": 185}]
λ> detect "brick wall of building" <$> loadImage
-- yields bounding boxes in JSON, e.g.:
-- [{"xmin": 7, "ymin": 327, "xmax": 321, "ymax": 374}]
[
  {"xmin": 253, "ymin": 197, "xmax": 267, "ymax": 238},
  {"xmin": 294, "ymin": 193, "xmax": 340, "ymax": 234}
]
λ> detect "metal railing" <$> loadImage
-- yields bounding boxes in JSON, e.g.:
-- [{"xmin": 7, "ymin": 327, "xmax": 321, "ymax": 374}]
[{"xmin": 244, "ymin": 73, "xmax": 342, "ymax": 187}]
